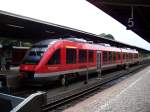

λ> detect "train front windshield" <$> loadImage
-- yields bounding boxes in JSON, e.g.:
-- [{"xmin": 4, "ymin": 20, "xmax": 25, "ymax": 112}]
[
  {"xmin": 22, "ymin": 39, "xmax": 58, "ymax": 64},
  {"xmin": 22, "ymin": 45, "xmax": 48, "ymax": 64}
]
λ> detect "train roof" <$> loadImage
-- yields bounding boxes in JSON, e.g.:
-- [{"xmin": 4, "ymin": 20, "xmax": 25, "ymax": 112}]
[
  {"xmin": 35, "ymin": 38, "xmax": 138, "ymax": 53},
  {"xmin": 34, "ymin": 39, "xmax": 59, "ymax": 46},
  {"xmin": 62, "ymin": 38, "xmax": 138, "ymax": 53},
  {"xmin": 121, "ymin": 48, "xmax": 138, "ymax": 53},
  {"xmin": 62, "ymin": 39, "xmax": 122, "ymax": 52}
]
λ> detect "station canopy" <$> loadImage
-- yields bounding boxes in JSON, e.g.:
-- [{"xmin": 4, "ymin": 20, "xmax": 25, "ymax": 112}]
[
  {"xmin": 87, "ymin": 0, "xmax": 150, "ymax": 43},
  {"xmin": 0, "ymin": 10, "xmax": 149, "ymax": 52}
]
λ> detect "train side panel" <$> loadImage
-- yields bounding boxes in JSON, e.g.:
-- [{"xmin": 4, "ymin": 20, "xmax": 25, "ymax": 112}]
[{"xmin": 19, "ymin": 39, "xmax": 139, "ymax": 81}]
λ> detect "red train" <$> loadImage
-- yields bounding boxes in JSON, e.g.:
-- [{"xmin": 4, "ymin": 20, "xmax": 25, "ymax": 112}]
[{"xmin": 19, "ymin": 38, "xmax": 139, "ymax": 83}]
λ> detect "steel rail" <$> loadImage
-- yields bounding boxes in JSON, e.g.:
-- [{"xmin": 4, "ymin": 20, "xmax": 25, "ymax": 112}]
[{"xmin": 42, "ymin": 62, "xmax": 149, "ymax": 112}]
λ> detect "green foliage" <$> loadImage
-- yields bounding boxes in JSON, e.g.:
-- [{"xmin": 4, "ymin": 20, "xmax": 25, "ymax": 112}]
[
  {"xmin": 98, "ymin": 33, "xmax": 115, "ymax": 40},
  {"xmin": 104, "ymin": 34, "xmax": 115, "ymax": 40}
]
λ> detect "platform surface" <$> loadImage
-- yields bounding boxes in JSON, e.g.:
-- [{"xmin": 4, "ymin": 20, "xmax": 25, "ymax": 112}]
[
  {"xmin": 0, "ymin": 67, "xmax": 19, "ymax": 88},
  {"xmin": 64, "ymin": 65, "xmax": 150, "ymax": 112},
  {"xmin": 0, "ymin": 67, "xmax": 19, "ymax": 76}
]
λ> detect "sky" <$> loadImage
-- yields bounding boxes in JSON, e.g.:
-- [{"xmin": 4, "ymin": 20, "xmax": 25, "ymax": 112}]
[{"xmin": 0, "ymin": 0, "xmax": 150, "ymax": 50}]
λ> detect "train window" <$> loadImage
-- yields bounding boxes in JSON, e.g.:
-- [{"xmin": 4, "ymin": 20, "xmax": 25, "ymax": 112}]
[
  {"xmin": 130, "ymin": 53, "xmax": 132, "ymax": 59},
  {"xmin": 132, "ymin": 54, "xmax": 134, "ymax": 59},
  {"xmin": 88, "ymin": 50, "xmax": 94, "ymax": 62},
  {"xmin": 109, "ymin": 52, "xmax": 113, "ymax": 63},
  {"xmin": 66, "ymin": 48, "xmax": 76, "ymax": 64},
  {"xmin": 134, "ymin": 54, "xmax": 137, "ymax": 58},
  {"xmin": 135, "ymin": 54, "xmax": 138, "ymax": 58},
  {"xmin": 103, "ymin": 51, "xmax": 108, "ymax": 64},
  {"xmin": 123, "ymin": 53, "xmax": 126, "ymax": 59},
  {"xmin": 129, "ymin": 53, "xmax": 131, "ymax": 59},
  {"xmin": 48, "ymin": 49, "xmax": 60, "ymax": 65},
  {"xmin": 133, "ymin": 54, "xmax": 136, "ymax": 58},
  {"xmin": 79, "ymin": 49, "xmax": 87, "ymax": 63},
  {"xmin": 118, "ymin": 52, "xmax": 121, "ymax": 60},
  {"xmin": 133, "ymin": 53, "xmax": 135, "ymax": 58},
  {"xmin": 126, "ymin": 53, "xmax": 129, "ymax": 60},
  {"xmin": 113, "ymin": 52, "xmax": 116, "ymax": 62},
  {"xmin": 22, "ymin": 45, "xmax": 48, "ymax": 64}
]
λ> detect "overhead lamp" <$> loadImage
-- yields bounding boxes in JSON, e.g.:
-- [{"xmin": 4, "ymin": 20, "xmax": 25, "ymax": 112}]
[
  {"xmin": 7, "ymin": 24, "xmax": 24, "ymax": 29},
  {"xmin": 45, "ymin": 30, "xmax": 55, "ymax": 34}
]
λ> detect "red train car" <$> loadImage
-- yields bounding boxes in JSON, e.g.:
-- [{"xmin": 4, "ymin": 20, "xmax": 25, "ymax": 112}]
[{"xmin": 19, "ymin": 38, "xmax": 139, "ymax": 82}]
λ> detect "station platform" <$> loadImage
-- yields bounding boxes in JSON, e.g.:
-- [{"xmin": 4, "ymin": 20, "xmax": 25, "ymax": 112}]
[
  {"xmin": 0, "ymin": 67, "xmax": 20, "ymax": 90},
  {"xmin": 64, "ymin": 65, "xmax": 150, "ymax": 112}
]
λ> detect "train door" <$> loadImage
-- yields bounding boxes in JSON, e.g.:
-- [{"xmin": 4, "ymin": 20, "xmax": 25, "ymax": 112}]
[{"xmin": 96, "ymin": 50, "xmax": 101, "ymax": 78}]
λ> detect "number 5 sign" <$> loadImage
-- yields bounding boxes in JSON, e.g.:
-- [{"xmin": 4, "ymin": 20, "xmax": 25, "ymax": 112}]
[{"xmin": 128, "ymin": 17, "xmax": 134, "ymax": 28}]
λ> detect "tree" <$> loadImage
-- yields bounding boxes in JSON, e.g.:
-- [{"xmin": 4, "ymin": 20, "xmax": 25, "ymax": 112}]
[
  {"xmin": 98, "ymin": 33, "xmax": 106, "ymax": 37},
  {"xmin": 98, "ymin": 33, "xmax": 115, "ymax": 40},
  {"xmin": 104, "ymin": 34, "xmax": 115, "ymax": 40}
]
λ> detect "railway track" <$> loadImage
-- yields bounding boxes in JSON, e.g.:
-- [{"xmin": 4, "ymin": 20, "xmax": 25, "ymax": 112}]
[{"xmin": 42, "ymin": 62, "xmax": 149, "ymax": 112}]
